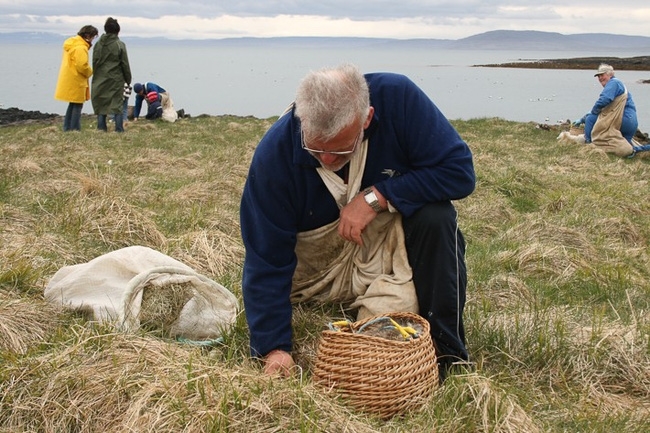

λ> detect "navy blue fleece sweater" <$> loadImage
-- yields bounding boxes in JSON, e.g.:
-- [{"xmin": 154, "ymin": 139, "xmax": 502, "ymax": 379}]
[{"xmin": 240, "ymin": 72, "xmax": 475, "ymax": 357}]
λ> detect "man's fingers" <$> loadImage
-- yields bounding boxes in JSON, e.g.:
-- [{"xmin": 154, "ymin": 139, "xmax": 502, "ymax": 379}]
[
  {"xmin": 337, "ymin": 224, "xmax": 364, "ymax": 246},
  {"xmin": 351, "ymin": 229, "xmax": 364, "ymax": 246}
]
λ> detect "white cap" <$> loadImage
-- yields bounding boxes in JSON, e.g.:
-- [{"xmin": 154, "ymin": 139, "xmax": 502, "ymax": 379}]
[{"xmin": 594, "ymin": 64, "xmax": 614, "ymax": 76}]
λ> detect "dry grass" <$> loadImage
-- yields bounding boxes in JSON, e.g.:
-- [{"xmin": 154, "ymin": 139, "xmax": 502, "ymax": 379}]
[
  {"xmin": 139, "ymin": 282, "xmax": 195, "ymax": 335},
  {"xmin": 0, "ymin": 290, "xmax": 61, "ymax": 354},
  {"xmin": 1, "ymin": 116, "xmax": 649, "ymax": 432},
  {"xmin": 1, "ymin": 327, "xmax": 380, "ymax": 432}
]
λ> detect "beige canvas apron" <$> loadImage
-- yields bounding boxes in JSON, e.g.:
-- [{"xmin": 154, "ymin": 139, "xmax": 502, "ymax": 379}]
[
  {"xmin": 159, "ymin": 92, "xmax": 178, "ymax": 123},
  {"xmin": 290, "ymin": 138, "xmax": 418, "ymax": 320},
  {"xmin": 591, "ymin": 90, "xmax": 634, "ymax": 157}
]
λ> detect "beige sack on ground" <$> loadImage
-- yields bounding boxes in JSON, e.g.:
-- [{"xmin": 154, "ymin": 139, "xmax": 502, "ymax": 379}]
[{"xmin": 44, "ymin": 245, "xmax": 238, "ymax": 340}]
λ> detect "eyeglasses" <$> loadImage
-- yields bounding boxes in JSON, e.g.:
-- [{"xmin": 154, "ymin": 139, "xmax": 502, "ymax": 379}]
[{"xmin": 301, "ymin": 128, "xmax": 363, "ymax": 155}]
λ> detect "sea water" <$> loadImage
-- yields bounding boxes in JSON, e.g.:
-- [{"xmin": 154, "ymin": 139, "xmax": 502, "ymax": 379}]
[{"xmin": 2, "ymin": 42, "xmax": 649, "ymax": 129}]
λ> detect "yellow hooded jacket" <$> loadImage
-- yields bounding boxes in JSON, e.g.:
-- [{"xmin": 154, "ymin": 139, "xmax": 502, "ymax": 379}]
[{"xmin": 54, "ymin": 35, "xmax": 93, "ymax": 103}]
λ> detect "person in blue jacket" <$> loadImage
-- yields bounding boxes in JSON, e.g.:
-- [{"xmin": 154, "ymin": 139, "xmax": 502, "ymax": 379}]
[
  {"xmin": 132, "ymin": 81, "xmax": 178, "ymax": 122},
  {"xmin": 240, "ymin": 64, "xmax": 475, "ymax": 380},
  {"xmin": 573, "ymin": 64, "xmax": 638, "ymax": 144}
]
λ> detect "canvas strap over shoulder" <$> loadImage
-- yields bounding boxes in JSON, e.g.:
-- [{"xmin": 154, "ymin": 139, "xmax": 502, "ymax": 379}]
[
  {"xmin": 591, "ymin": 90, "xmax": 634, "ymax": 157},
  {"xmin": 291, "ymin": 137, "xmax": 418, "ymax": 319}
]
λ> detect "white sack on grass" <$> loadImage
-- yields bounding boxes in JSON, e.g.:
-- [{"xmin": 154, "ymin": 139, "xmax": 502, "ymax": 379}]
[{"xmin": 44, "ymin": 245, "xmax": 239, "ymax": 341}]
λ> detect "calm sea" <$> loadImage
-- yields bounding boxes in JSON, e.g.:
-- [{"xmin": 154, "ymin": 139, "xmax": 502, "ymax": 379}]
[{"xmin": 2, "ymin": 42, "xmax": 650, "ymax": 129}]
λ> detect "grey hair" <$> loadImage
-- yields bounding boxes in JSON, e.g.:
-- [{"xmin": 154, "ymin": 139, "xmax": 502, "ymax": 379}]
[
  {"xmin": 598, "ymin": 63, "xmax": 615, "ymax": 77},
  {"xmin": 295, "ymin": 63, "xmax": 370, "ymax": 142}
]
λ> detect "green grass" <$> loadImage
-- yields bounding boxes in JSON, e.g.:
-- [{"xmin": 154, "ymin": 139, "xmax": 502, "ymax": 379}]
[{"xmin": 1, "ymin": 115, "xmax": 649, "ymax": 432}]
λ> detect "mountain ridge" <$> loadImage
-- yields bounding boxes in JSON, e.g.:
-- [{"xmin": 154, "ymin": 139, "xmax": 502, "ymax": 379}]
[{"xmin": 2, "ymin": 29, "xmax": 650, "ymax": 51}]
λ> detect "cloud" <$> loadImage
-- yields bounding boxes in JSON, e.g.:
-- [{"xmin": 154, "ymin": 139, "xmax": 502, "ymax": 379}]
[
  {"xmin": 0, "ymin": 1, "xmax": 495, "ymax": 20},
  {"xmin": 0, "ymin": 1, "xmax": 649, "ymax": 39}
]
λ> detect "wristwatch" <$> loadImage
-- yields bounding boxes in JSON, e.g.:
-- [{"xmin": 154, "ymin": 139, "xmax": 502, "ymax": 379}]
[{"xmin": 362, "ymin": 187, "xmax": 383, "ymax": 213}]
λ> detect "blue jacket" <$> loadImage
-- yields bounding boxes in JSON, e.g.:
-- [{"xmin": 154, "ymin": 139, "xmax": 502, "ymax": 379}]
[
  {"xmin": 590, "ymin": 77, "xmax": 636, "ymax": 119},
  {"xmin": 240, "ymin": 72, "xmax": 475, "ymax": 357},
  {"xmin": 133, "ymin": 82, "xmax": 166, "ymax": 119}
]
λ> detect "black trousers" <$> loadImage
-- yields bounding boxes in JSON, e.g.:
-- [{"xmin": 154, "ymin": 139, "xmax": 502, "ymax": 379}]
[{"xmin": 402, "ymin": 201, "xmax": 469, "ymax": 370}]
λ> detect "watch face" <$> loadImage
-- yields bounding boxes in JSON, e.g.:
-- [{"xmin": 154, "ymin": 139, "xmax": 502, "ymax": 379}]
[{"xmin": 363, "ymin": 189, "xmax": 381, "ymax": 212}]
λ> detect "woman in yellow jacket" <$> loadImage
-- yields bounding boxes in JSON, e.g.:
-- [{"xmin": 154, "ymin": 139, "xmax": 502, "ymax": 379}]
[{"xmin": 54, "ymin": 25, "xmax": 98, "ymax": 131}]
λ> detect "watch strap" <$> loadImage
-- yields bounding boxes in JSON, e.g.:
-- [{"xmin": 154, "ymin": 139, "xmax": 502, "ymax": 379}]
[{"xmin": 363, "ymin": 187, "xmax": 383, "ymax": 213}]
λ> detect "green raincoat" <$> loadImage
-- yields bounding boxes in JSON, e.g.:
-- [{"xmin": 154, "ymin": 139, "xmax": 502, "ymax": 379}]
[{"xmin": 91, "ymin": 33, "xmax": 132, "ymax": 115}]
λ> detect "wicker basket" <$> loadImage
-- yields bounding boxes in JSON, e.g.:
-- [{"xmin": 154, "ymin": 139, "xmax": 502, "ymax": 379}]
[{"xmin": 312, "ymin": 311, "xmax": 438, "ymax": 419}]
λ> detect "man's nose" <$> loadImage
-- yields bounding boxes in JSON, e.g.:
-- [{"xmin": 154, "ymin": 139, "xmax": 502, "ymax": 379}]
[{"xmin": 318, "ymin": 153, "xmax": 339, "ymax": 165}]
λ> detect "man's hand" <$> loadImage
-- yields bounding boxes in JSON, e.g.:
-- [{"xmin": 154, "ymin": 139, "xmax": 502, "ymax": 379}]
[
  {"xmin": 338, "ymin": 187, "xmax": 386, "ymax": 246},
  {"xmin": 263, "ymin": 349, "xmax": 295, "ymax": 377}
]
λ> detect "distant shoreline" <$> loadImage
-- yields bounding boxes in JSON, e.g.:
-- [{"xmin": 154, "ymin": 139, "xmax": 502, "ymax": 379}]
[{"xmin": 476, "ymin": 56, "xmax": 650, "ymax": 81}]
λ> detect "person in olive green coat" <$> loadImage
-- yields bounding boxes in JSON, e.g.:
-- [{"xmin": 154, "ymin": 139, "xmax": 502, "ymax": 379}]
[
  {"xmin": 54, "ymin": 25, "xmax": 98, "ymax": 131},
  {"xmin": 91, "ymin": 17, "xmax": 132, "ymax": 133}
]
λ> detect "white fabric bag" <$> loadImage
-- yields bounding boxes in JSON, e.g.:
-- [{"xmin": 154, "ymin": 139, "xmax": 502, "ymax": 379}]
[{"xmin": 44, "ymin": 245, "xmax": 239, "ymax": 341}]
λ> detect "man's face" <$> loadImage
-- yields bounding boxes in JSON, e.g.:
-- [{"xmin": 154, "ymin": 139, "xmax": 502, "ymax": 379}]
[
  {"xmin": 596, "ymin": 73, "xmax": 611, "ymax": 87},
  {"xmin": 304, "ymin": 122, "xmax": 362, "ymax": 171},
  {"xmin": 302, "ymin": 107, "xmax": 374, "ymax": 172}
]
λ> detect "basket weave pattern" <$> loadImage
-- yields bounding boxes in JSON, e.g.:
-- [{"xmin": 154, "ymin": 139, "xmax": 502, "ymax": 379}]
[{"xmin": 312, "ymin": 312, "xmax": 438, "ymax": 418}]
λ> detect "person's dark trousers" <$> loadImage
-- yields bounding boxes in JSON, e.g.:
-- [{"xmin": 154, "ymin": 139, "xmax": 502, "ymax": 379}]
[
  {"xmin": 122, "ymin": 97, "xmax": 128, "ymax": 120},
  {"xmin": 114, "ymin": 113, "xmax": 124, "ymax": 132},
  {"xmin": 99, "ymin": 113, "xmax": 124, "ymax": 132},
  {"xmin": 63, "ymin": 103, "xmax": 83, "ymax": 131},
  {"xmin": 97, "ymin": 114, "xmax": 108, "ymax": 132},
  {"xmin": 402, "ymin": 201, "xmax": 469, "ymax": 378}
]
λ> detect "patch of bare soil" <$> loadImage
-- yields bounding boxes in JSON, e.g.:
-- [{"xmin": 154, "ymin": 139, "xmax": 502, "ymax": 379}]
[{"xmin": 0, "ymin": 107, "xmax": 60, "ymax": 127}]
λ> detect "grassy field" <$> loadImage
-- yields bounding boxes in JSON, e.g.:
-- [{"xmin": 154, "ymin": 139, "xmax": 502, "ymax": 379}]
[{"xmin": 1, "ymin": 115, "xmax": 649, "ymax": 432}]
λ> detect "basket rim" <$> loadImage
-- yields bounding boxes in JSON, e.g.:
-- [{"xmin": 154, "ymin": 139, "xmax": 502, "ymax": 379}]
[
  {"xmin": 318, "ymin": 328, "xmax": 427, "ymax": 345},
  {"xmin": 319, "ymin": 311, "xmax": 430, "ymax": 345},
  {"xmin": 351, "ymin": 311, "xmax": 430, "ymax": 332}
]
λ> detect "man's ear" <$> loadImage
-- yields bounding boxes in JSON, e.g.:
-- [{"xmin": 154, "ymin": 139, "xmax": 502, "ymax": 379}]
[{"xmin": 364, "ymin": 106, "xmax": 375, "ymax": 128}]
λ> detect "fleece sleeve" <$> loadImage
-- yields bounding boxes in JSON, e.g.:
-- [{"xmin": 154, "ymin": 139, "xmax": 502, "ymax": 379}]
[
  {"xmin": 240, "ymin": 123, "xmax": 298, "ymax": 358},
  {"xmin": 373, "ymin": 75, "xmax": 475, "ymax": 217}
]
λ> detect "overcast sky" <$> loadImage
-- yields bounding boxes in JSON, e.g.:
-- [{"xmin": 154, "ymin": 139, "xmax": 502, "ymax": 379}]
[{"xmin": 1, "ymin": 1, "xmax": 649, "ymax": 40}]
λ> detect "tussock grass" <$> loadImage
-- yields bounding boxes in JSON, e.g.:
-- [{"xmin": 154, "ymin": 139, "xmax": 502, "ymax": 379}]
[
  {"xmin": 139, "ymin": 281, "xmax": 195, "ymax": 335},
  {"xmin": 0, "ymin": 290, "xmax": 61, "ymax": 354},
  {"xmin": 1, "ymin": 116, "xmax": 649, "ymax": 431}
]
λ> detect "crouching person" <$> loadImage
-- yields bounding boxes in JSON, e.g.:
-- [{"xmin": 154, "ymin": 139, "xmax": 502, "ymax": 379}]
[
  {"xmin": 572, "ymin": 64, "xmax": 639, "ymax": 157},
  {"xmin": 133, "ymin": 81, "xmax": 178, "ymax": 122},
  {"xmin": 240, "ymin": 63, "xmax": 476, "ymax": 381}
]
